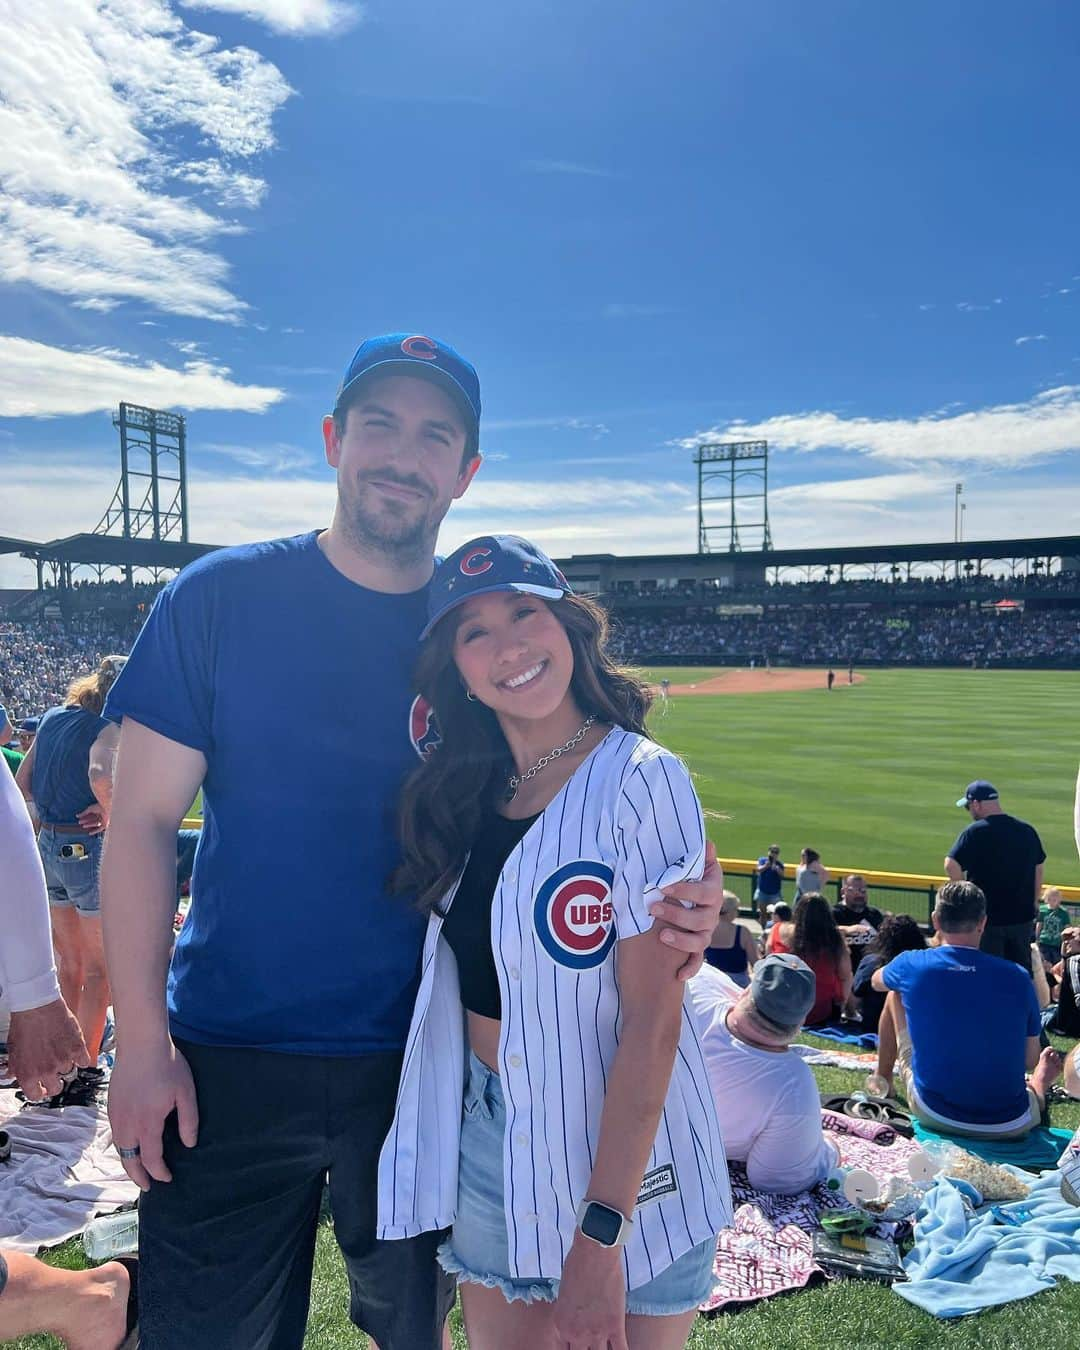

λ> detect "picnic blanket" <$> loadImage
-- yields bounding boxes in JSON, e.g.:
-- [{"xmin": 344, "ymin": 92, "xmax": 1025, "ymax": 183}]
[
  {"xmin": 898, "ymin": 1169, "xmax": 1080, "ymax": 1318},
  {"xmin": 912, "ymin": 1121, "xmax": 1074, "ymax": 1172},
  {"xmin": 0, "ymin": 1088, "xmax": 138, "ymax": 1253},
  {"xmin": 792, "ymin": 1042, "xmax": 878, "ymax": 1071},
  {"xmin": 702, "ymin": 1109, "xmax": 922, "ymax": 1311},
  {"xmin": 804, "ymin": 1022, "xmax": 879, "ymax": 1049}
]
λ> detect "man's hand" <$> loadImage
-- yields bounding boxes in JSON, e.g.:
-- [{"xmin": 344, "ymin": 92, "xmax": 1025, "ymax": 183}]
[
  {"xmin": 7, "ymin": 999, "xmax": 92, "ymax": 1101},
  {"xmin": 649, "ymin": 841, "xmax": 724, "ymax": 980},
  {"xmin": 552, "ymin": 1236, "xmax": 628, "ymax": 1350},
  {"xmin": 108, "ymin": 1039, "xmax": 199, "ymax": 1191},
  {"xmin": 76, "ymin": 804, "xmax": 107, "ymax": 835}
]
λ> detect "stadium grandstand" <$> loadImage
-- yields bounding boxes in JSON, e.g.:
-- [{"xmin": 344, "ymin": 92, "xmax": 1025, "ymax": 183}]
[{"xmin": 3, "ymin": 531, "xmax": 1080, "ymax": 722}]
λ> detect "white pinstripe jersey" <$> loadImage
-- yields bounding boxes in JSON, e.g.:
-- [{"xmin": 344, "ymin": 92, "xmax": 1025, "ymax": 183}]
[{"xmin": 376, "ymin": 727, "xmax": 732, "ymax": 1288}]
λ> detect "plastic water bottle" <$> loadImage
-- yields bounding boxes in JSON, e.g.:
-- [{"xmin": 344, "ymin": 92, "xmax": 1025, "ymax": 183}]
[{"xmin": 82, "ymin": 1209, "xmax": 139, "ymax": 1259}]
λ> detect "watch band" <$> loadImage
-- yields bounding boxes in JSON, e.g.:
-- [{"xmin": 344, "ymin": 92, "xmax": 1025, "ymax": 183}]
[{"xmin": 575, "ymin": 1199, "xmax": 633, "ymax": 1248}]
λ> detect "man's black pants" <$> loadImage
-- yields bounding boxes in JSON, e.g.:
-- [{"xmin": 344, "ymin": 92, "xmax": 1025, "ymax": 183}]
[
  {"xmin": 980, "ymin": 921, "xmax": 1035, "ymax": 974},
  {"xmin": 138, "ymin": 1040, "xmax": 453, "ymax": 1350}
]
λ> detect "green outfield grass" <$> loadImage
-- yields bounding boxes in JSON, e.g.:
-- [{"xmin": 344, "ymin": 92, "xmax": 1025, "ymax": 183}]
[{"xmin": 642, "ymin": 667, "xmax": 1080, "ymax": 888}]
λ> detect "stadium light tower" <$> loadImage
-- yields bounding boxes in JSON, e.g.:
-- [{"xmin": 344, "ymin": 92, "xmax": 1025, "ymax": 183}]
[
  {"xmin": 94, "ymin": 403, "xmax": 189, "ymax": 584},
  {"xmin": 694, "ymin": 440, "xmax": 773, "ymax": 553}
]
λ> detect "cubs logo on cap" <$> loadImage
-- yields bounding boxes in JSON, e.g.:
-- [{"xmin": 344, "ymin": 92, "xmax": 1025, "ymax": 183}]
[
  {"xmin": 421, "ymin": 534, "xmax": 573, "ymax": 641},
  {"xmin": 409, "ymin": 694, "xmax": 441, "ymax": 760},
  {"xmin": 459, "ymin": 546, "xmax": 494, "ymax": 577},
  {"xmin": 534, "ymin": 860, "xmax": 616, "ymax": 970},
  {"xmin": 333, "ymin": 332, "xmax": 481, "ymax": 440}
]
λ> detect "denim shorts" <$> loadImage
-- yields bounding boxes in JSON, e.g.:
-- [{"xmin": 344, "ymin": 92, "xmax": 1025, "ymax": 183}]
[
  {"xmin": 38, "ymin": 828, "xmax": 103, "ymax": 915},
  {"xmin": 437, "ymin": 1052, "xmax": 717, "ymax": 1316}
]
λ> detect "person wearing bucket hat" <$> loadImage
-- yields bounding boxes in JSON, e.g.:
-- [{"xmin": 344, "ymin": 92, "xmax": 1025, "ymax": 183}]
[
  {"xmin": 687, "ymin": 954, "xmax": 841, "ymax": 1194},
  {"xmin": 100, "ymin": 338, "xmax": 727, "ymax": 1350},
  {"xmin": 944, "ymin": 780, "xmax": 1046, "ymax": 972},
  {"xmin": 380, "ymin": 534, "xmax": 731, "ymax": 1348}
]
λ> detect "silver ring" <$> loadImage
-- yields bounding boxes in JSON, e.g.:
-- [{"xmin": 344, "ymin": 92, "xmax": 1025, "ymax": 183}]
[{"xmin": 117, "ymin": 1145, "xmax": 141, "ymax": 1160}]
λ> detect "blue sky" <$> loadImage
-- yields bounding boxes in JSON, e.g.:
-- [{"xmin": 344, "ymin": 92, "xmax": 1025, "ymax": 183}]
[{"xmin": 1, "ymin": 0, "xmax": 1078, "ymax": 584}]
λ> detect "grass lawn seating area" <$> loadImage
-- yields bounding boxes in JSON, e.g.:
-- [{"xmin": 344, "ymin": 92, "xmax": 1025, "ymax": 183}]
[{"xmin": 8, "ymin": 665, "xmax": 1079, "ymax": 1348}]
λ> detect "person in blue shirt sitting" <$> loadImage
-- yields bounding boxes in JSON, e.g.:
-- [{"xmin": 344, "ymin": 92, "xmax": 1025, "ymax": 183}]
[{"xmin": 871, "ymin": 880, "xmax": 1062, "ymax": 1139}]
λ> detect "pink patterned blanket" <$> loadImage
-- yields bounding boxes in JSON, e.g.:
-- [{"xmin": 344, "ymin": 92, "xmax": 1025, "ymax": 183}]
[{"xmin": 701, "ymin": 1110, "xmax": 921, "ymax": 1312}]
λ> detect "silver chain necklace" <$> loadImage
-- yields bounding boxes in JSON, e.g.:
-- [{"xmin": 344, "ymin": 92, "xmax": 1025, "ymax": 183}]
[{"xmin": 506, "ymin": 716, "xmax": 596, "ymax": 802}]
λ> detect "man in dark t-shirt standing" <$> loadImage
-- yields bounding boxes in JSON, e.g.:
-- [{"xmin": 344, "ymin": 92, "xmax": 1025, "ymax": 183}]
[{"xmin": 945, "ymin": 780, "xmax": 1045, "ymax": 974}]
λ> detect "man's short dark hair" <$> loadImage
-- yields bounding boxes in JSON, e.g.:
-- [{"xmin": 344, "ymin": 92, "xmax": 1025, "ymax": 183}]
[{"xmin": 934, "ymin": 880, "xmax": 986, "ymax": 932}]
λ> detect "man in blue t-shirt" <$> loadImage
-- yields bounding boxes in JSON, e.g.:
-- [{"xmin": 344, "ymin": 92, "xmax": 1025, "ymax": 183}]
[
  {"xmin": 99, "ymin": 333, "xmax": 727, "ymax": 1350},
  {"xmin": 871, "ymin": 881, "xmax": 1062, "ymax": 1139}
]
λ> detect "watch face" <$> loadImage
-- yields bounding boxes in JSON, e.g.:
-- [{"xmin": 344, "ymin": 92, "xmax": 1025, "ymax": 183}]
[{"xmin": 581, "ymin": 1202, "xmax": 623, "ymax": 1246}]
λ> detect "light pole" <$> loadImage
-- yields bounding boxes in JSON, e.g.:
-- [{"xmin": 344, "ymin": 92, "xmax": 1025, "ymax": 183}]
[
  {"xmin": 960, "ymin": 502, "xmax": 966, "ymax": 542},
  {"xmin": 954, "ymin": 483, "xmax": 963, "ymax": 542}
]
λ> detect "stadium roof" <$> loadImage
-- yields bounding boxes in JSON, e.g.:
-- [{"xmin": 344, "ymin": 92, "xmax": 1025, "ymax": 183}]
[
  {"xmin": 0, "ymin": 533, "xmax": 221, "ymax": 568},
  {"xmin": 558, "ymin": 535, "xmax": 1080, "ymax": 569}
]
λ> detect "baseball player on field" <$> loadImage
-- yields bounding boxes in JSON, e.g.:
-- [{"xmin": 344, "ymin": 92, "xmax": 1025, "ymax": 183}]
[{"xmin": 379, "ymin": 535, "xmax": 731, "ymax": 1350}]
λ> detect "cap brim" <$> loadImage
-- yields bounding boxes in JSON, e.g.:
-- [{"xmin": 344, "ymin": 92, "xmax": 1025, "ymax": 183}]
[
  {"xmin": 420, "ymin": 582, "xmax": 565, "ymax": 641},
  {"xmin": 956, "ymin": 796, "xmax": 971, "ymax": 807},
  {"xmin": 335, "ymin": 359, "xmax": 478, "ymax": 437}
]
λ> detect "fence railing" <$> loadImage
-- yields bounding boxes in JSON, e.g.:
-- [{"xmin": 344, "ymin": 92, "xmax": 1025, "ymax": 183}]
[{"xmin": 716, "ymin": 857, "xmax": 1080, "ymax": 927}]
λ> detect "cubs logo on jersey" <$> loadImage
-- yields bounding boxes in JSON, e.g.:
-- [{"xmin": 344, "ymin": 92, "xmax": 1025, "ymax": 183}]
[
  {"xmin": 409, "ymin": 694, "xmax": 441, "ymax": 760},
  {"xmin": 534, "ymin": 860, "xmax": 616, "ymax": 970}
]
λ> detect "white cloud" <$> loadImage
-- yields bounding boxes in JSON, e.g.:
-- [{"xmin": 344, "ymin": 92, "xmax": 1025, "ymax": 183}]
[
  {"xmin": 1015, "ymin": 334, "xmax": 1049, "ymax": 345},
  {"xmin": 602, "ymin": 303, "xmax": 676, "ymax": 319},
  {"xmin": 183, "ymin": 0, "xmax": 362, "ymax": 35},
  {"xmin": 0, "ymin": 0, "xmax": 292, "ymax": 320},
  {"xmin": 522, "ymin": 159, "xmax": 617, "ymax": 178},
  {"xmin": 684, "ymin": 385, "xmax": 1080, "ymax": 469},
  {"xmin": 2, "ymin": 456, "xmax": 1077, "ymax": 590},
  {"xmin": 0, "ymin": 336, "xmax": 283, "ymax": 416}
]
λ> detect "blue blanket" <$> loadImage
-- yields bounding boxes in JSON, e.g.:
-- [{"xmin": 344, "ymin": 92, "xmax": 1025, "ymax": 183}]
[
  {"xmin": 912, "ymin": 1121, "xmax": 1073, "ymax": 1172},
  {"xmin": 897, "ymin": 1171, "xmax": 1080, "ymax": 1318},
  {"xmin": 804, "ymin": 1022, "xmax": 879, "ymax": 1049}
]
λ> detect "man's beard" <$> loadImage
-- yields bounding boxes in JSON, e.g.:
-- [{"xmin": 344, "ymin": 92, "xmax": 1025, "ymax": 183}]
[{"xmin": 339, "ymin": 473, "xmax": 441, "ymax": 565}]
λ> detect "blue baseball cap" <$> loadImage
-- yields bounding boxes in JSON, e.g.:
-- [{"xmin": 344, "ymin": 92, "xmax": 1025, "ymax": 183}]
[
  {"xmin": 421, "ymin": 535, "xmax": 571, "ymax": 640},
  {"xmin": 17, "ymin": 716, "xmax": 40, "ymax": 733},
  {"xmin": 956, "ymin": 779, "xmax": 999, "ymax": 808},
  {"xmin": 333, "ymin": 333, "xmax": 481, "ymax": 442}
]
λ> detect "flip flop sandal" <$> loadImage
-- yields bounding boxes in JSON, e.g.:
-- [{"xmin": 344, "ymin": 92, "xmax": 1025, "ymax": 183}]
[
  {"xmin": 845, "ymin": 1097, "xmax": 915, "ymax": 1135},
  {"xmin": 115, "ymin": 1255, "xmax": 139, "ymax": 1350},
  {"xmin": 0, "ymin": 1130, "xmax": 10, "ymax": 1163}
]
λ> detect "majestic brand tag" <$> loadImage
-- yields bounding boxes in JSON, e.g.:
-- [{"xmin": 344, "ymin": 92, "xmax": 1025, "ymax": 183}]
[{"xmin": 636, "ymin": 1163, "xmax": 678, "ymax": 1208}]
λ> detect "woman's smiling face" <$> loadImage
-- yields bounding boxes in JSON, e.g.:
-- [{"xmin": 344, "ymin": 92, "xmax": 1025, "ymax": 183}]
[{"xmin": 451, "ymin": 590, "xmax": 574, "ymax": 721}]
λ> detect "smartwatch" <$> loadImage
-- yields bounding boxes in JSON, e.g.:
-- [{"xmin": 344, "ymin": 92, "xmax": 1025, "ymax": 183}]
[{"xmin": 575, "ymin": 1199, "xmax": 633, "ymax": 1248}]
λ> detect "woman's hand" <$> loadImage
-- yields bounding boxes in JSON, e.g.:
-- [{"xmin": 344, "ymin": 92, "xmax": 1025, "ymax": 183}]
[
  {"xmin": 553, "ymin": 1235, "xmax": 628, "ymax": 1350},
  {"xmin": 649, "ymin": 841, "xmax": 724, "ymax": 979}
]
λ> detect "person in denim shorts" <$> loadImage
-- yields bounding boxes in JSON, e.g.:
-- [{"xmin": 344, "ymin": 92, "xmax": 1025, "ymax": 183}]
[
  {"xmin": 16, "ymin": 656, "xmax": 126, "ymax": 1069},
  {"xmin": 381, "ymin": 536, "xmax": 731, "ymax": 1350}
]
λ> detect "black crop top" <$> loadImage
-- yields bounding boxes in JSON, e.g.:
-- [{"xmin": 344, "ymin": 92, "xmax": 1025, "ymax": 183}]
[{"xmin": 441, "ymin": 812, "xmax": 538, "ymax": 1019}]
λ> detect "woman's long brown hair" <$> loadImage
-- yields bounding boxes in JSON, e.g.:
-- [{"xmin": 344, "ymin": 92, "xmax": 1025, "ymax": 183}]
[{"xmin": 394, "ymin": 593, "xmax": 653, "ymax": 914}]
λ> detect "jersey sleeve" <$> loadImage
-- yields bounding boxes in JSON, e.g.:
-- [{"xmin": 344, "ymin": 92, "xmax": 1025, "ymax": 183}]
[
  {"xmin": 610, "ymin": 750, "xmax": 706, "ymax": 937},
  {"xmin": 103, "ymin": 574, "xmax": 215, "ymax": 754}
]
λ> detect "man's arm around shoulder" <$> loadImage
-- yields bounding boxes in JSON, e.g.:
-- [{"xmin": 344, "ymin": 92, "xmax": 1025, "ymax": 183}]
[{"xmin": 102, "ymin": 718, "xmax": 206, "ymax": 1192}]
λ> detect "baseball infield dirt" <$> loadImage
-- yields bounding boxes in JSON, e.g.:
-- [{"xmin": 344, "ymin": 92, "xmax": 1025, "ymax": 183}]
[{"xmin": 659, "ymin": 669, "xmax": 867, "ymax": 695}]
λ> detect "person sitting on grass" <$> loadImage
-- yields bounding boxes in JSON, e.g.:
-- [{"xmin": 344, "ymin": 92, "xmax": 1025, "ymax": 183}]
[
  {"xmin": 851, "ymin": 914, "xmax": 926, "ymax": 1034},
  {"xmin": 688, "ymin": 955, "xmax": 839, "ymax": 1194},
  {"xmin": 704, "ymin": 890, "xmax": 758, "ymax": 988},
  {"xmin": 762, "ymin": 901, "xmax": 792, "ymax": 954},
  {"xmin": 1044, "ymin": 926, "xmax": 1080, "ymax": 1038},
  {"xmin": 782, "ymin": 893, "xmax": 852, "ymax": 1027},
  {"xmin": 871, "ymin": 881, "xmax": 1062, "ymax": 1139}
]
